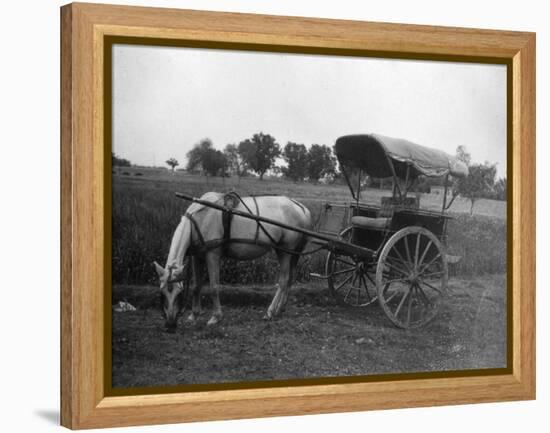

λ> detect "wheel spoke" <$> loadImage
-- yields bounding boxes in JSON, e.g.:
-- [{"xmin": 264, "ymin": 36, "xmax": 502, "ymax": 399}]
[
  {"xmin": 394, "ymin": 289, "xmax": 410, "ymax": 318},
  {"xmin": 419, "ymin": 279, "xmax": 443, "ymax": 294},
  {"xmin": 420, "ymin": 271, "xmax": 445, "ymax": 279},
  {"xmin": 335, "ymin": 273, "xmax": 353, "ymax": 291},
  {"xmin": 365, "ymin": 272, "xmax": 376, "ymax": 286},
  {"xmin": 384, "ymin": 290, "xmax": 399, "ymax": 303},
  {"xmin": 418, "ymin": 240, "xmax": 433, "ymax": 268},
  {"xmin": 414, "ymin": 232, "xmax": 421, "ymax": 270},
  {"xmin": 390, "ymin": 247, "xmax": 411, "ymax": 272},
  {"xmin": 343, "ymin": 284, "xmax": 354, "ymax": 302},
  {"xmin": 418, "ymin": 253, "xmax": 442, "ymax": 274},
  {"xmin": 406, "ymin": 287, "xmax": 414, "ymax": 326},
  {"xmin": 331, "ymin": 267, "xmax": 355, "ymax": 277},
  {"xmin": 360, "ymin": 275, "xmax": 372, "ymax": 302},
  {"xmin": 415, "ymin": 283, "xmax": 432, "ymax": 306},
  {"xmin": 385, "ymin": 260, "xmax": 410, "ymax": 277},
  {"xmin": 403, "ymin": 236, "xmax": 413, "ymax": 265},
  {"xmin": 387, "ymin": 255, "xmax": 411, "ymax": 271}
]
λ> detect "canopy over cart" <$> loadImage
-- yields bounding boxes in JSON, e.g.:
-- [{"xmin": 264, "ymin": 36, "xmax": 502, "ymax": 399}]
[
  {"xmin": 335, "ymin": 133, "xmax": 468, "ymax": 179},
  {"xmin": 334, "ymin": 133, "xmax": 468, "ymax": 210}
]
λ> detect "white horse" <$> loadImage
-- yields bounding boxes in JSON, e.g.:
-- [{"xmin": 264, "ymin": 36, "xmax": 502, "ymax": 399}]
[{"xmin": 154, "ymin": 192, "xmax": 312, "ymax": 332}]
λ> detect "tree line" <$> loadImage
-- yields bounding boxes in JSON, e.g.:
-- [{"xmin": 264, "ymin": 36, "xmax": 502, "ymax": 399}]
[
  {"xmin": 181, "ymin": 133, "xmax": 336, "ymax": 183},
  {"xmin": 113, "ymin": 137, "xmax": 507, "ymax": 214}
]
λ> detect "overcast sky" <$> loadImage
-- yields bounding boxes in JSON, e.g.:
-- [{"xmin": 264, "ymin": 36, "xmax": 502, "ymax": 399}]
[{"xmin": 113, "ymin": 44, "xmax": 507, "ymax": 177}]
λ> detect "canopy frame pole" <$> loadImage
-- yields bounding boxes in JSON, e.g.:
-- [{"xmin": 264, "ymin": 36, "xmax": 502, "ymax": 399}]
[
  {"xmin": 442, "ymin": 173, "xmax": 449, "ymax": 213},
  {"xmin": 338, "ymin": 159, "xmax": 358, "ymax": 202},
  {"xmin": 356, "ymin": 168, "xmax": 362, "ymax": 203},
  {"xmin": 443, "ymin": 176, "xmax": 460, "ymax": 211},
  {"xmin": 385, "ymin": 153, "xmax": 403, "ymax": 202},
  {"xmin": 403, "ymin": 164, "xmax": 411, "ymax": 199},
  {"xmin": 402, "ymin": 165, "xmax": 419, "ymax": 198}
]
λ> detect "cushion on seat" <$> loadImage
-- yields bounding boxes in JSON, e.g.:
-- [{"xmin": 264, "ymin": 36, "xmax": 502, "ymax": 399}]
[{"xmin": 351, "ymin": 216, "xmax": 390, "ymax": 230}]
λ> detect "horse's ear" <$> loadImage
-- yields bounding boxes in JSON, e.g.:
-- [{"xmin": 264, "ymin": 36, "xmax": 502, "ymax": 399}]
[{"xmin": 153, "ymin": 261, "xmax": 165, "ymax": 278}]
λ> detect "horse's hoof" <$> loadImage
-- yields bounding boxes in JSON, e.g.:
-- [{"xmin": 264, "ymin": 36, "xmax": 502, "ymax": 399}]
[
  {"xmin": 207, "ymin": 316, "xmax": 220, "ymax": 326},
  {"xmin": 263, "ymin": 312, "xmax": 273, "ymax": 321},
  {"xmin": 186, "ymin": 313, "xmax": 196, "ymax": 322}
]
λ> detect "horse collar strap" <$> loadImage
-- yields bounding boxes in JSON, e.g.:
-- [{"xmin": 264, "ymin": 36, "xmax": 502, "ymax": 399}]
[
  {"xmin": 222, "ymin": 195, "xmax": 234, "ymax": 252},
  {"xmin": 184, "ymin": 212, "xmax": 206, "ymax": 251},
  {"xmin": 185, "ymin": 193, "xmax": 279, "ymax": 255}
]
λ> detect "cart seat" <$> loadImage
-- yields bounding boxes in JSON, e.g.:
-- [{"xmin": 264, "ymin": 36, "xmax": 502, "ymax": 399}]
[{"xmin": 351, "ymin": 216, "xmax": 390, "ymax": 230}]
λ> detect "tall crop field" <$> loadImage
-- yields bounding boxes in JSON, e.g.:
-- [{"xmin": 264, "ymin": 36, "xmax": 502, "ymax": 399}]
[{"xmin": 112, "ymin": 169, "xmax": 506, "ymax": 285}]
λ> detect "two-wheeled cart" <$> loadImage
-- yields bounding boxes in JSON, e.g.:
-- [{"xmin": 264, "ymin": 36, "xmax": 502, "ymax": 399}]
[{"xmin": 177, "ymin": 133, "xmax": 468, "ymax": 329}]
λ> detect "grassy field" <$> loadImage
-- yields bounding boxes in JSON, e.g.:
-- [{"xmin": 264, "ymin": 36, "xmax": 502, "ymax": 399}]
[
  {"xmin": 112, "ymin": 167, "xmax": 507, "ymax": 284},
  {"xmin": 114, "ymin": 166, "xmax": 506, "ymax": 217},
  {"xmin": 112, "ymin": 275, "xmax": 506, "ymax": 388},
  {"xmin": 111, "ymin": 167, "xmax": 507, "ymax": 388}
]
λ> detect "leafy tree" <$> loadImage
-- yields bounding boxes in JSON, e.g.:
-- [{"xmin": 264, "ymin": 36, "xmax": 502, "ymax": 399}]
[
  {"xmin": 282, "ymin": 142, "xmax": 308, "ymax": 182},
  {"xmin": 185, "ymin": 138, "xmax": 227, "ymax": 177},
  {"xmin": 165, "ymin": 157, "xmax": 179, "ymax": 172},
  {"xmin": 112, "ymin": 152, "xmax": 131, "ymax": 167},
  {"xmin": 223, "ymin": 143, "xmax": 248, "ymax": 179},
  {"xmin": 237, "ymin": 132, "xmax": 281, "ymax": 180},
  {"xmin": 456, "ymin": 145, "xmax": 472, "ymax": 166},
  {"xmin": 201, "ymin": 148, "xmax": 226, "ymax": 177},
  {"xmin": 454, "ymin": 162, "xmax": 496, "ymax": 214},
  {"xmin": 307, "ymin": 144, "xmax": 336, "ymax": 183},
  {"xmin": 186, "ymin": 138, "xmax": 214, "ymax": 172}
]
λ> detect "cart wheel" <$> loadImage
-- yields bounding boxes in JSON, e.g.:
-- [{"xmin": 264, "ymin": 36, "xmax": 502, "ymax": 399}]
[
  {"xmin": 376, "ymin": 226, "xmax": 448, "ymax": 329},
  {"xmin": 326, "ymin": 227, "xmax": 378, "ymax": 307}
]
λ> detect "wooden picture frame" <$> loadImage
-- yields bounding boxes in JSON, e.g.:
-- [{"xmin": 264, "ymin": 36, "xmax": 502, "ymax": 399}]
[{"xmin": 61, "ymin": 2, "xmax": 535, "ymax": 429}]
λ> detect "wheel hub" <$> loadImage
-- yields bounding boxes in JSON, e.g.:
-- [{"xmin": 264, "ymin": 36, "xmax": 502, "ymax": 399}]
[{"xmin": 407, "ymin": 270, "xmax": 419, "ymax": 284}]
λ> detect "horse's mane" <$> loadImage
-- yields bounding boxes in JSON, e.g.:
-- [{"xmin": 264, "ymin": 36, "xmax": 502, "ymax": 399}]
[{"xmin": 185, "ymin": 191, "xmax": 224, "ymax": 215}]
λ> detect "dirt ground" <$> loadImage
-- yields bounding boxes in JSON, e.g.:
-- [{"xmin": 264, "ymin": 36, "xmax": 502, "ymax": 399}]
[{"xmin": 112, "ymin": 274, "xmax": 506, "ymax": 389}]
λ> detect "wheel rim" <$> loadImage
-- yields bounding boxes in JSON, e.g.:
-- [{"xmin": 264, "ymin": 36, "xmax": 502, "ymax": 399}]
[
  {"xmin": 376, "ymin": 226, "xmax": 448, "ymax": 328},
  {"xmin": 326, "ymin": 227, "xmax": 378, "ymax": 307}
]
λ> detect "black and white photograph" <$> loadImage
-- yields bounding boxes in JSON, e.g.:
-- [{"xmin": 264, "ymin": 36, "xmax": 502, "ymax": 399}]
[{"xmin": 110, "ymin": 43, "xmax": 508, "ymax": 390}]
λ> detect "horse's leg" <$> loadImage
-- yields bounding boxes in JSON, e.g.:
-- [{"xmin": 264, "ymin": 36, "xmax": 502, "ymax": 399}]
[
  {"xmin": 289, "ymin": 250, "xmax": 301, "ymax": 285},
  {"xmin": 205, "ymin": 251, "xmax": 223, "ymax": 326},
  {"xmin": 266, "ymin": 237, "xmax": 307, "ymax": 319},
  {"xmin": 187, "ymin": 256, "xmax": 204, "ymax": 322},
  {"xmin": 265, "ymin": 252, "xmax": 292, "ymax": 319}
]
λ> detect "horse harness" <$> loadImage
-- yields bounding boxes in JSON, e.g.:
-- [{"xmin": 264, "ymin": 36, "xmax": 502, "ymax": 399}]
[{"xmin": 185, "ymin": 192, "xmax": 282, "ymax": 256}]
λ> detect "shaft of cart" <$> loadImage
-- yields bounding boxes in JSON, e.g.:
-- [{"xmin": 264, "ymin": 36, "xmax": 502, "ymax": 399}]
[{"xmin": 175, "ymin": 192, "xmax": 373, "ymax": 258}]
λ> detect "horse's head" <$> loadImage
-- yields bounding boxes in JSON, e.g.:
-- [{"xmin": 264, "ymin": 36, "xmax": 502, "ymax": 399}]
[{"xmin": 153, "ymin": 261, "xmax": 188, "ymax": 333}]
